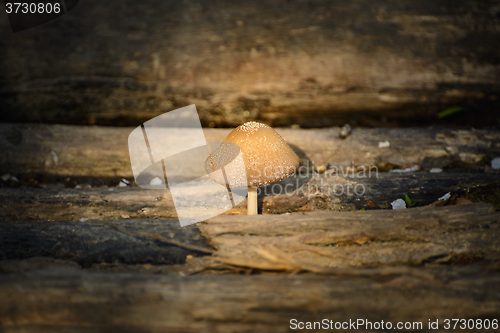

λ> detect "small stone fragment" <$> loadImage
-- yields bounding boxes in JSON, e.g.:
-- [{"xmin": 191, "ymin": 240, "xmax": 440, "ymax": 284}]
[
  {"xmin": 438, "ymin": 192, "xmax": 451, "ymax": 201},
  {"xmin": 118, "ymin": 178, "xmax": 130, "ymax": 187},
  {"xmin": 378, "ymin": 141, "xmax": 390, "ymax": 148},
  {"xmin": 391, "ymin": 199, "xmax": 406, "ymax": 209},
  {"xmin": 149, "ymin": 177, "xmax": 163, "ymax": 185},
  {"xmin": 315, "ymin": 165, "xmax": 326, "ymax": 174},
  {"xmin": 339, "ymin": 124, "xmax": 352, "ymax": 139}
]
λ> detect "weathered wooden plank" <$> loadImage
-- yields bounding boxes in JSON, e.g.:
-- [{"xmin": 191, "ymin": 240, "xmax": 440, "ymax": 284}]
[
  {"xmin": 0, "ymin": 187, "xmax": 177, "ymax": 222},
  {"xmin": 1, "ymin": 123, "xmax": 499, "ymax": 180},
  {"xmin": 0, "ymin": 264, "xmax": 499, "ymax": 332},
  {"xmin": 1, "ymin": 204, "xmax": 498, "ymax": 270},
  {"xmin": 199, "ymin": 203, "xmax": 500, "ymax": 271},
  {"xmin": 1, "ymin": 1, "xmax": 500, "ymax": 127},
  {"xmin": 0, "ymin": 217, "xmax": 211, "ymax": 266},
  {"xmin": 1, "ymin": 172, "xmax": 499, "ymax": 221},
  {"xmin": 262, "ymin": 171, "xmax": 500, "ymax": 212}
]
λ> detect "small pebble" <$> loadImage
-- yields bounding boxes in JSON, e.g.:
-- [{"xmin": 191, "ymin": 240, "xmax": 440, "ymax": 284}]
[
  {"xmin": 118, "ymin": 179, "xmax": 129, "ymax": 187},
  {"xmin": 438, "ymin": 192, "xmax": 451, "ymax": 201},
  {"xmin": 378, "ymin": 141, "xmax": 390, "ymax": 148},
  {"xmin": 149, "ymin": 176, "xmax": 163, "ymax": 185},
  {"xmin": 391, "ymin": 199, "xmax": 406, "ymax": 209},
  {"xmin": 430, "ymin": 168, "xmax": 443, "ymax": 173},
  {"xmin": 315, "ymin": 165, "xmax": 326, "ymax": 174},
  {"xmin": 339, "ymin": 124, "xmax": 352, "ymax": 139}
]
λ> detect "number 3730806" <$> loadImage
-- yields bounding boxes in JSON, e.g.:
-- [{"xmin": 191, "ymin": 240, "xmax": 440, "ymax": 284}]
[
  {"xmin": 443, "ymin": 319, "xmax": 498, "ymax": 330},
  {"xmin": 5, "ymin": 2, "xmax": 61, "ymax": 14}
]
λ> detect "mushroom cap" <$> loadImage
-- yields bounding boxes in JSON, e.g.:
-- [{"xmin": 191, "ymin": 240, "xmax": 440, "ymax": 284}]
[{"xmin": 205, "ymin": 121, "xmax": 300, "ymax": 187}]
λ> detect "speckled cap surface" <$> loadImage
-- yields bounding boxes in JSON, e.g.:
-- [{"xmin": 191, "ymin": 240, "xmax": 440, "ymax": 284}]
[{"xmin": 205, "ymin": 121, "xmax": 300, "ymax": 187}]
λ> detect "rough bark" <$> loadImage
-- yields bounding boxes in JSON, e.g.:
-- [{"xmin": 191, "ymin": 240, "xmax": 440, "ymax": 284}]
[
  {"xmin": 0, "ymin": 263, "xmax": 499, "ymax": 332},
  {"xmin": 0, "ymin": 204, "xmax": 499, "ymax": 332},
  {"xmin": 199, "ymin": 203, "xmax": 500, "ymax": 271},
  {"xmin": 0, "ymin": 217, "xmax": 212, "ymax": 266},
  {"xmin": 1, "ymin": 203, "xmax": 498, "ymax": 269}
]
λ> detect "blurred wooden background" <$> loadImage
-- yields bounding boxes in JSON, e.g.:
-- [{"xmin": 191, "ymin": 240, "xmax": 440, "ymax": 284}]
[{"xmin": 1, "ymin": 0, "xmax": 499, "ymax": 127}]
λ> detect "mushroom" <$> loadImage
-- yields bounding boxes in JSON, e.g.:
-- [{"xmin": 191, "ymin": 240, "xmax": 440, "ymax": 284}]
[{"xmin": 205, "ymin": 121, "xmax": 300, "ymax": 215}]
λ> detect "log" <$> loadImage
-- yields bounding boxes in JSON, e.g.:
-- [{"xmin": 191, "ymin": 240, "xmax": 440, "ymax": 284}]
[
  {"xmin": 199, "ymin": 203, "xmax": 500, "ymax": 271},
  {"xmin": 1, "ymin": 207, "xmax": 500, "ymax": 329},
  {"xmin": 0, "ymin": 263, "xmax": 499, "ymax": 332},
  {"xmin": 1, "ymin": 203, "xmax": 498, "ymax": 270},
  {"xmin": 1, "ymin": 1, "xmax": 500, "ymax": 127},
  {"xmin": 1, "ymin": 172, "xmax": 500, "ymax": 221},
  {"xmin": 1, "ymin": 123, "xmax": 499, "ymax": 220},
  {"xmin": 1, "ymin": 123, "xmax": 499, "ymax": 179},
  {"xmin": 0, "ymin": 216, "xmax": 212, "ymax": 266}
]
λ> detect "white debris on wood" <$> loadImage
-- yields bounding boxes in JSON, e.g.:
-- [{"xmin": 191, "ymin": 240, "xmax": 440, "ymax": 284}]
[
  {"xmin": 390, "ymin": 165, "xmax": 419, "ymax": 173},
  {"xmin": 149, "ymin": 177, "xmax": 163, "ymax": 185},
  {"xmin": 118, "ymin": 178, "xmax": 130, "ymax": 187},
  {"xmin": 391, "ymin": 199, "xmax": 407, "ymax": 209},
  {"xmin": 79, "ymin": 217, "xmax": 88, "ymax": 222},
  {"xmin": 438, "ymin": 192, "xmax": 451, "ymax": 201},
  {"xmin": 378, "ymin": 141, "xmax": 390, "ymax": 148},
  {"xmin": 492, "ymin": 157, "xmax": 500, "ymax": 169},
  {"xmin": 430, "ymin": 168, "xmax": 443, "ymax": 173}
]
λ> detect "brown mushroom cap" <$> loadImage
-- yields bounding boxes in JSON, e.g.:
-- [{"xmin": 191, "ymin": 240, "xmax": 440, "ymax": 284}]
[{"xmin": 205, "ymin": 122, "xmax": 300, "ymax": 187}]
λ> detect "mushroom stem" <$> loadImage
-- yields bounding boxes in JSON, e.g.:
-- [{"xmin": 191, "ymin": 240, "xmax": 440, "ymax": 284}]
[{"xmin": 247, "ymin": 186, "xmax": 258, "ymax": 215}]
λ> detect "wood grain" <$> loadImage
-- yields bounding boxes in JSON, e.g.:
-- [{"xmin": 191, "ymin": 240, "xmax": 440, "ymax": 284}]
[
  {"xmin": 199, "ymin": 203, "xmax": 500, "ymax": 271},
  {"xmin": 0, "ymin": 264, "xmax": 499, "ymax": 332}
]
